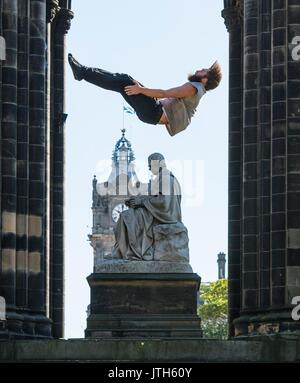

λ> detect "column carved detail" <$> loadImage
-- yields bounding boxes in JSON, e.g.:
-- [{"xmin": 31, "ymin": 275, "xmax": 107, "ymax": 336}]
[
  {"xmin": 55, "ymin": 8, "xmax": 74, "ymax": 34},
  {"xmin": 47, "ymin": 0, "xmax": 60, "ymax": 23},
  {"xmin": 222, "ymin": 0, "xmax": 243, "ymax": 32}
]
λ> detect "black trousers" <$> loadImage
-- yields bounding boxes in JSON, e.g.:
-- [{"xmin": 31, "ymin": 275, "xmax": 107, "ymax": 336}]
[{"xmin": 83, "ymin": 67, "xmax": 163, "ymax": 125}]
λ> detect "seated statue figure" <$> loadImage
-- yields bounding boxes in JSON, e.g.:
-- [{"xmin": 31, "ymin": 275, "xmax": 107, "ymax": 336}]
[{"xmin": 113, "ymin": 152, "xmax": 188, "ymax": 262}]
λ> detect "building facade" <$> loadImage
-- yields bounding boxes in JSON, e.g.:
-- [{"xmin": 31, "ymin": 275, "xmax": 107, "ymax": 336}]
[
  {"xmin": 0, "ymin": 0, "xmax": 73, "ymax": 339},
  {"xmin": 223, "ymin": 0, "xmax": 300, "ymax": 337},
  {"xmin": 89, "ymin": 129, "xmax": 145, "ymax": 270}
]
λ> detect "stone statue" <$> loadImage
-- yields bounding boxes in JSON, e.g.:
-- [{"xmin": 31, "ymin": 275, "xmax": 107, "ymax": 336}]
[{"xmin": 112, "ymin": 153, "xmax": 190, "ymax": 269}]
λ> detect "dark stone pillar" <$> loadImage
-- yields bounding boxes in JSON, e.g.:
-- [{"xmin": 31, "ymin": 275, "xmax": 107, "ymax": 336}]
[
  {"xmin": 0, "ymin": 0, "xmax": 72, "ymax": 339},
  {"xmin": 258, "ymin": 0, "xmax": 272, "ymax": 315},
  {"xmin": 49, "ymin": 2, "xmax": 73, "ymax": 339},
  {"xmin": 1, "ymin": 0, "xmax": 18, "ymax": 333},
  {"xmin": 222, "ymin": 0, "xmax": 244, "ymax": 338},
  {"xmin": 269, "ymin": 0, "xmax": 287, "ymax": 313},
  {"xmin": 224, "ymin": 0, "xmax": 300, "ymax": 337},
  {"xmin": 16, "ymin": 0, "xmax": 29, "ymax": 320},
  {"xmin": 45, "ymin": 0, "xmax": 61, "ymax": 335},
  {"xmin": 241, "ymin": 0, "xmax": 260, "ymax": 324},
  {"xmin": 0, "ymin": 2, "xmax": 2, "ymax": 336},
  {"xmin": 27, "ymin": 0, "xmax": 51, "ymax": 337},
  {"xmin": 0, "ymin": 3, "xmax": 2, "ymax": 279},
  {"xmin": 286, "ymin": 1, "xmax": 300, "ymax": 325}
]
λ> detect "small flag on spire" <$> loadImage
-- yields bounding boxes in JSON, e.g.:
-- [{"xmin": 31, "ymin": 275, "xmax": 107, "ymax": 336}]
[{"xmin": 123, "ymin": 105, "xmax": 136, "ymax": 115}]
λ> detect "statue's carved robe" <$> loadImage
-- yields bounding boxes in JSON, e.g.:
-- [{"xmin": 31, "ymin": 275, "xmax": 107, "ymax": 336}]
[{"xmin": 114, "ymin": 168, "xmax": 182, "ymax": 260}]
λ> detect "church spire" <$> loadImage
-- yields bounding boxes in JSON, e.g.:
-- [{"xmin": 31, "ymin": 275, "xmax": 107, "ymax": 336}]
[{"xmin": 112, "ymin": 129, "xmax": 135, "ymax": 165}]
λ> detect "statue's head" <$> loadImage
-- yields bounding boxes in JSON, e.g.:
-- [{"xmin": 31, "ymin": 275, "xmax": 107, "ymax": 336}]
[{"xmin": 148, "ymin": 153, "xmax": 166, "ymax": 175}]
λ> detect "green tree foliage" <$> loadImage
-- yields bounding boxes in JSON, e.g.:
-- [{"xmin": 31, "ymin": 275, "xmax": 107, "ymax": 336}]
[{"xmin": 198, "ymin": 279, "xmax": 228, "ymax": 339}]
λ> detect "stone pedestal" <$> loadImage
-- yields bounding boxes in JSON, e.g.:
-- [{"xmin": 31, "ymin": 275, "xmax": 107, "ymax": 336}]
[{"xmin": 85, "ymin": 273, "xmax": 202, "ymax": 338}]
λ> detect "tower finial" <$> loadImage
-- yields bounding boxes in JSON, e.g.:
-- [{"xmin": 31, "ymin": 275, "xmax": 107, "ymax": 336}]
[{"xmin": 112, "ymin": 130, "xmax": 135, "ymax": 164}]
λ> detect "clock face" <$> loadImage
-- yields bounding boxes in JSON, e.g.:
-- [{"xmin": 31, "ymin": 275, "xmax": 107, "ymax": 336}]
[{"xmin": 112, "ymin": 203, "xmax": 128, "ymax": 222}]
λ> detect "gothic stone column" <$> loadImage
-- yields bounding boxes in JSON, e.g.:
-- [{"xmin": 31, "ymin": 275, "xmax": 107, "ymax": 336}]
[
  {"xmin": 1, "ymin": 0, "xmax": 19, "ymax": 334},
  {"xmin": 222, "ymin": 0, "xmax": 244, "ymax": 338},
  {"xmin": 16, "ymin": 0, "xmax": 30, "ymax": 330},
  {"xmin": 27, "ymin": 0, "xmax": 51, "ymax": 337},
  {"xmin": 49, "ymin": 2, "xmax": 73, "ymax": 339},
  {"xmin": 0, "ymin": 0, "xmax": 53, "ymax": 339},
  {"xmin": 224, "ymin": 0, "xmax": 300, "ymax": 337},
  {"xmin": 286, "ymin": 0, "xmax": 300, "ymax": 329}
]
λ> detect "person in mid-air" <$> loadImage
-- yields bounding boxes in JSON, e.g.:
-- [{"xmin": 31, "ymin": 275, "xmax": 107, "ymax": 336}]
[{"xmin": 68, "ymin": 54, "xmax": 222, "ymax": 137}]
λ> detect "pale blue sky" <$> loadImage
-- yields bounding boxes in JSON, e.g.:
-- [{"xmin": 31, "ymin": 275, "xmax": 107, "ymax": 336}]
[{"xmin": 65, "ymin": 0, "xmax": 228, "ymax": 338}]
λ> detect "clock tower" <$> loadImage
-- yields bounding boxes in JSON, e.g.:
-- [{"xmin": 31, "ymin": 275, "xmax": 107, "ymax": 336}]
[{"xmin": 88, "ymin": 130, "xmax": 145, "ymax": 269}]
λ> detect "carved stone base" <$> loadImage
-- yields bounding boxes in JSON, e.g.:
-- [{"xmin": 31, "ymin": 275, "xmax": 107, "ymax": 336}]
[
  {"xmin": 0, "ymin": 312, "xmax": 52, "ymax": 339},
  {"xmin": 85, "ymin": 273, "xmax": 202, "ymax": 338},
  {"xmin": 94, "ymin": 260, "xmax": 193, "ymax": 273},
  {"xmin": 233, "ymin": 311, "xmax": 300, "ymax": 337},
  {"xmin": 153, "ymin": 222, "xmax": 189, "ymax": 262}
]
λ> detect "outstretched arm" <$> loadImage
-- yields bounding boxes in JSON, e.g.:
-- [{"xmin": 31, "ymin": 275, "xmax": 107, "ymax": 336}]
[{"xmin": 124, "ymin": 81, "xmax": 197, "ymax": 98}]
